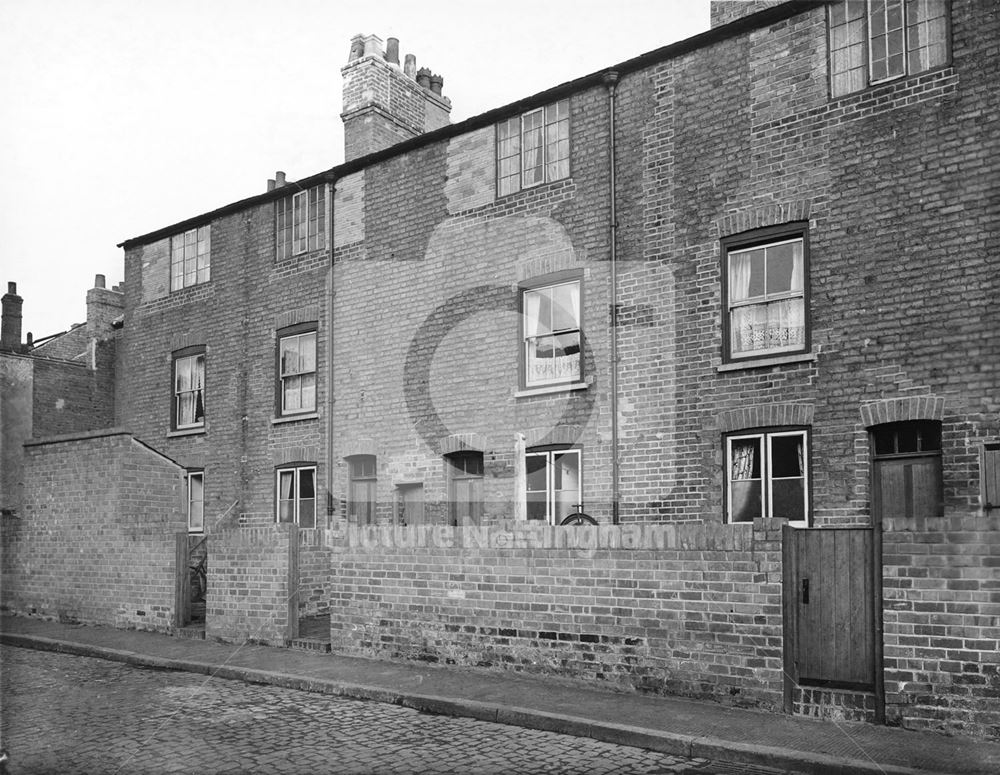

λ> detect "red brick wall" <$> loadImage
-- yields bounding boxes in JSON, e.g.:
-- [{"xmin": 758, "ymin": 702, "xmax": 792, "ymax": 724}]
[
  {"xmin": 329, "ymin": 84, "xmax": 615, "ymax": 525},
  {"xmin": 207, "ymin": 524, "xmax": 297, "ymax": 645},
  {"xmin": 612, "ymin": 0, "xmax": 999, "ymax": 527},
  {"xmin": 329, "ymin": 519, "xmax": 786, "ymax": 709},
  {"xmin": 120, "ymin": 203, "xmax": 329, "ymax": 531},
  {"xmin": 1, "ymin": 430, "xmax": 185, "ymax": 630},
  {"xmin": 883, "ymin": 515, "xmax": 1000, "ymax": 739}
]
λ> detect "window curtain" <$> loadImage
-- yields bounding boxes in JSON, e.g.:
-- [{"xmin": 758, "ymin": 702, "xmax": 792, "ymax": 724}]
[
  {"xmin": 176, "ymin": 355, "xmax": 205, "ymax": 426},
  {"xmin": 521, "ymin": 111, "xmax": 545, "ymax": 186},
  {"xmin": 730, "ymin": 243, "xmax": 804, "ymax": 355},
  {"xmin": 906, "ymin": 0, "xmax": 948, "ymax": 73},
  {"xmin": 731, "ymin": 440, "xmax": 756, "ymax": 480}
]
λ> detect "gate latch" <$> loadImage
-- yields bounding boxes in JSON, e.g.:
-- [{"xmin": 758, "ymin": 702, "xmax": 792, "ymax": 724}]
[{"xmin": 801, "ymin": 578, "xmax": 810, "ymax": 605}]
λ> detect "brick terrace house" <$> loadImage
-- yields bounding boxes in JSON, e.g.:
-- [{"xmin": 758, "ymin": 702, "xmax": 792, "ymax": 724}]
[{"xmin": 3, "ymin": 1, "xmax": 998, "ymax": 738}]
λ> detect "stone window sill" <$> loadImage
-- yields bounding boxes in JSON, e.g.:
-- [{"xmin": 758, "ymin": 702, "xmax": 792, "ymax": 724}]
[
  {"xmin": 717, "ymin": 352, "xmax": 817, "ymax": 373},
  {"xmin": 167, "ymin": 427, "xmax": 205, "ymax": 438},
  {"xmin": 272, "ymin": 413, "xmax": 319, "ymax": 425},
  {"xmin": 514, "ymin": 382, "xmax": 589, "ymax": 399}
]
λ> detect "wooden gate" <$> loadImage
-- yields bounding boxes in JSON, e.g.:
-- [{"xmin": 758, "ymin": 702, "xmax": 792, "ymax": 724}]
[{"xmin": 782, "ymin": 525, "xmax": 883, "ymax": 720}]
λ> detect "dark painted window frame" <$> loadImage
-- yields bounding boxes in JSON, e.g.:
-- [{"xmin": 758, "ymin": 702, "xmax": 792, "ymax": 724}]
[
  {"xmin": 723, "ymin": 425, "xmax": 811, "ymax": 526},
  {"xmin": 275, "ymin": 321, "xmax": 319, "ymax": 419},
  {"xmin": 518, "ymin": 269, "xmax": 585, "ymax": 392},
  {"xmin": 720, "ymin": 221, "xmax": 811, "ymax": 366},
  {"xmin": 170, "ymin": 345, "xmax": 207, "ymax": 432}
]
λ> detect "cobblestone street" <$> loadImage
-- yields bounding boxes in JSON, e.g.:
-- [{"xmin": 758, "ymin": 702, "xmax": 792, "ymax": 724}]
[{"xmin": 0, "ymin": 646, "xmax": 785, "ymax": 775}]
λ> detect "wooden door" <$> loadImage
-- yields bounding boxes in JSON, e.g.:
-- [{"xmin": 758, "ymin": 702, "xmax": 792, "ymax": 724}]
[
  {"xmin": 396, "ymin": 484, "xmax": 424, "ymax": 526},
  {"xmin": 783, "ymin": 526, "xmax": 881, "ymax": 713}
]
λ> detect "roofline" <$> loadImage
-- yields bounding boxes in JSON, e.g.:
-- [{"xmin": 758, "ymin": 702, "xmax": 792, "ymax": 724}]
[{"xmin": 118, "ymin": 1, "xmax": 823, "ymax": 250}]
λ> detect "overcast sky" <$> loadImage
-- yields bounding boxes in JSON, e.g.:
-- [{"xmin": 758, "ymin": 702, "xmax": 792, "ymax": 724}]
[{"xmin": 0, "ymin": 0, "xmax": 710, "ymax": 338}]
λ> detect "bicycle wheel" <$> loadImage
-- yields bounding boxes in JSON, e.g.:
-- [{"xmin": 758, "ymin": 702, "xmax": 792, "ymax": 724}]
[{"xmin": 559, "ymin": 512, "xmax": 597, "ymax": 526}]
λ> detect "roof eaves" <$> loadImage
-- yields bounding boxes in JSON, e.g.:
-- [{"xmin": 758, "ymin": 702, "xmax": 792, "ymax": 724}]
[{"xmin": 118, "ymin": 1, "xmax": 821, "ymax": 251}]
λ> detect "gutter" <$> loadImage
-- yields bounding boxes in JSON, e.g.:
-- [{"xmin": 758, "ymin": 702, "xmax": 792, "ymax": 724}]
[{"xmin": 117, "ymin": 1, "xmax": 821, "ymax": 251}]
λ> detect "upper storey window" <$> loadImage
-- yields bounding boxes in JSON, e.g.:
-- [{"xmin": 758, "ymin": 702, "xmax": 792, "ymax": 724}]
[
  {"xmin": 276, "ymin": 185, "xmax": 326, "ymax": 260},
  {"xmin": 522, "ymin": 278, "xmax": 582, "ymax": 388},
  {"xmin": 722, "ymin": 225, "xmax": 809, "ymax": 363},
  {"xmin": 829, "ymin": 0, "xmax": 949, "ymax": 97},
  {"xmin": 170, "ymin": 226, "xmax": 211, "ymax": 291},
  {"xmin": 497, "ymin": 100, "xmax": 570, "ymax": 197}
]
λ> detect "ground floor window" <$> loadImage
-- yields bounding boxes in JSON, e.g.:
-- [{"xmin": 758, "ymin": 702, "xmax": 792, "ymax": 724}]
[
  {"xmin": 187, "ymin": 470, "xmax": 204, "ymax": 533},
  {"xmin": 276, "ymin": 465, "xmax": 316, "ymax": 528},
  {"xmin": 727, "ymin": 429, "xmax": 809, "ymax": 525},
  {"xmin": 526, "ymin": 447, "xmax": 581, "ymax": 524}
]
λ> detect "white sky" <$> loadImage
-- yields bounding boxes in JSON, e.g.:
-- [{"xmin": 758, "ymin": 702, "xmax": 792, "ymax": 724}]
[{"xmin": 0, "ymin": 0, "xmax": 710, "ymax": 338}]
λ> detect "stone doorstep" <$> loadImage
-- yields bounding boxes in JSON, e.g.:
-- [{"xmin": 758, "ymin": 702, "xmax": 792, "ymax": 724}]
[
  {"xmin": 174, "ymin": 625, "xmax": 206, "ymax": 641},
  {"xmin": 289, "ymin": 638, "xmax": 332, "ymax": 653}
]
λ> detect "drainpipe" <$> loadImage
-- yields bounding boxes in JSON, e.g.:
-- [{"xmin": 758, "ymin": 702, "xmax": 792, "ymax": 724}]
[
  {"xmin": 604, "ymin": 70, "xmax": 620, "ymax": 525},
  {"xmin": 326, "ymin": 180, "xmax": 336, "ymax": 526}
]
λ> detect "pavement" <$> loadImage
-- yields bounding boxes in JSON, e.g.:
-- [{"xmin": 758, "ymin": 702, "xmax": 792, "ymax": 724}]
[{"xmin": 2, "ymin": 615, "xmax": 998, "ymax": 775}]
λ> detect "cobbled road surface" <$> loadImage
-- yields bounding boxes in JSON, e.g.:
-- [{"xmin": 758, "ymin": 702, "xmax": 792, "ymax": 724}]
[{"xmin": 0, "ymin": 646, "xmax": 792, "ymax": 775}]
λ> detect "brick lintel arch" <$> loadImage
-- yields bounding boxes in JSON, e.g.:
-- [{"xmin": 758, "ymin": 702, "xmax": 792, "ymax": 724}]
[
  {"xmin": 342, "ymin": 438, "xmax": 377, "ymax": 458},
  {"xmin": 860, "ymin": 396, "xmax": 945, "ymax": 429},
  {"xmin": 439, "ymin": 433, "xmax": 487, "ymax": 456},
  {"xmin": 525, "ymin": 425, "xmax": 583, "ymax": 448},
  {"xmin": 719, "ymin": 403, "xmax": 814, "ymax": 433}
]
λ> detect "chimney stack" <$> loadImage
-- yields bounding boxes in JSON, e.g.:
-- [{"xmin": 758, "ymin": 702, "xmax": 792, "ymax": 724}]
[
  {"xmin": 86, "ymin": 274, "xmax": 124, "ymax": 337},
  {"xmin": 341, "ymin": 33, "xmax": 452, "ymax": 161},
  {"xmin": 1, "ymin": 281, "xmax": 23, "ymax": 350}
]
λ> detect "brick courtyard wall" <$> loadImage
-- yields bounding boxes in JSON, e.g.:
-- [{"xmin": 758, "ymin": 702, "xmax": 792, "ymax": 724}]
[
  {"xmin": 882, "ymin": 515, "xmax": 1000, "ymax": 740},
  {"xmin": 207, "ymin": 524, "xmax": 298, "ymax": 645},
  {"xmin": 1, "ymin": 430, "xmax": 185, "ymax": 631},
  {"xmin": 328, "ymin": 519, "xmax": 786, "ymax": 710}
]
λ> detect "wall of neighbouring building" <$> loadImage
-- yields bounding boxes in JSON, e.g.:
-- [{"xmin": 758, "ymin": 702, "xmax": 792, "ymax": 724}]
[
  {"xmin": 710, "ymin": 0, "xmax": 791, "ymax": 28},
  {"xmin": 0, "ymin": 354, "xmax": 33, "ymax": 514},
  {"xmin": 328, "ymin": 519, "xmax": 787, "ymax": 710},
  {"xmin": 1, "ymin": 430, "xmax": 185, "ymax": 630}
]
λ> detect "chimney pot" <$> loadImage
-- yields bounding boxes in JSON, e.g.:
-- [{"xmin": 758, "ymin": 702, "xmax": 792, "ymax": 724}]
[
  {"xmin": 349, "ymin": 34, "xmax": 365, "ymax": 62},
  {"xmin": 416, "ymin": 67, "xmax": 432, "ymax": 89},
  {"xmin": 404, "ymin": 54, "xmax": 417, "ymax": 79},
  {"xmin": 386, "ymin": 38, "xmax": 400, "ymax": 65},
  {"xmin": 7, "ymin": 282, "xmax": 15, "ymax": 295},
  {"xmin": 267, "ymin": 178, "xmax": 276, "ymax": 191},
  {"xmin": 429, "ymin": 74, "xmax": 444, "ymax": 95},
  {"xmin": 276, "ymin": 171, "xmax": 286, "ymax": 187},
  {"xmin": 26, "ymin": 332, "xmax": 33, "ymax": 347},
  {"xmin": 362, "ymin": 35, "xmax": 383, "ymax": 58},
  {"xmin": 95, "ymin": 274, "xmax": 106, "ymax": 289}
]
